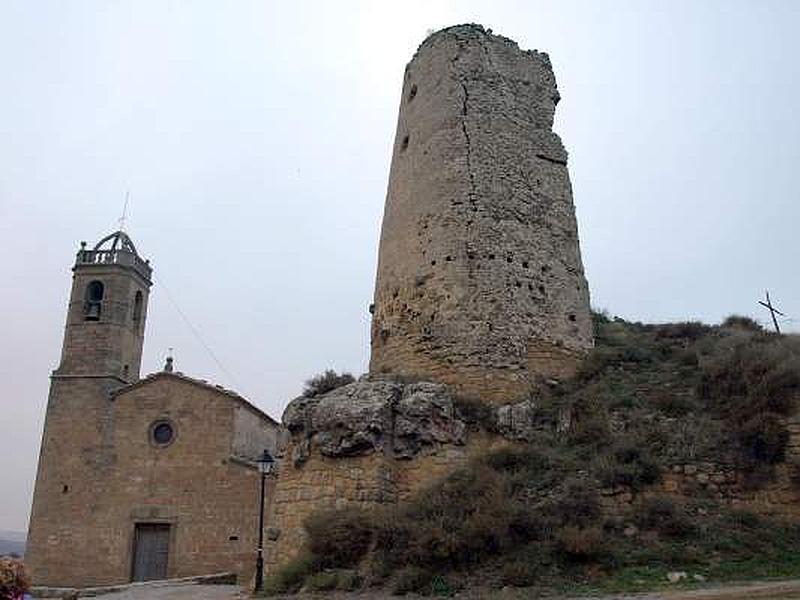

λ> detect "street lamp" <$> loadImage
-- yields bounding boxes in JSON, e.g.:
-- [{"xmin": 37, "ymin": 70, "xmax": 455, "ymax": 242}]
[{"xmin": 254, "ymin": 448, "xmax": 275, "ymax": 593}]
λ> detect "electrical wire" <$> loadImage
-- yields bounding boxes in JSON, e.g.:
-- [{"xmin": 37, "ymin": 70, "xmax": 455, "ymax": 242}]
[{"xmin": 153, "ymin": 271, "xmax": 248, "ymax": 396}]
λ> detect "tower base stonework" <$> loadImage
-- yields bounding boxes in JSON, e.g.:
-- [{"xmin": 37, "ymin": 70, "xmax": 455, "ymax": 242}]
[{"xmin": 267, "ymin": 379, "xmax": 512, "ymax": 573}]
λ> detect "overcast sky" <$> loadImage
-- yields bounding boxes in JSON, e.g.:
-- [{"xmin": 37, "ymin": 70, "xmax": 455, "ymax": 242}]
[{"xmin": 2, "ymin": 0, "xmax": 799, "ymax": 533}]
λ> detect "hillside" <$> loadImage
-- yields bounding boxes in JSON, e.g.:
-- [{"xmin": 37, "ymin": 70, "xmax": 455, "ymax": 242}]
[
  {"xmin": 265, "ymin": 314, "xmax": 800, "ymax": 596},
  {"xmin": 0, "ymin": 530, "xmax": 25, "ymax": 557}
]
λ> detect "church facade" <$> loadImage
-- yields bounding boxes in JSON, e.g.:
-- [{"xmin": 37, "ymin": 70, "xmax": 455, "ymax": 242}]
[{"xmin": 26, "ymin": 231, "xmax": 283, "ymax": 587}]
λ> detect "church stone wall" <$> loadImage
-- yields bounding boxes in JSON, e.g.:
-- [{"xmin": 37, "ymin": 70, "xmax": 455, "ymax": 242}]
[
  {"xmin": 370, "ymin": 25, "xmax": 592, "ymax": 402},
  {"xmin": 232, "ymin": 403, "xmax": 284, "ymax": 463},
  {"xmin": 27, "ymin": 375, "xmax": 279, "ymax": 587},
  {"xmin": 26, "ymin": 377, "xmax": 122, "ymax": 587}
]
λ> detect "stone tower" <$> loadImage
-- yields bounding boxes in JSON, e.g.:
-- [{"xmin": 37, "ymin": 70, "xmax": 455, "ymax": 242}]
[
  {"xmin": 370, "ymin": 25, "xmax": 592, "ymax": 402},
  {"xmin": 26, "ymin": 231, "xmax": 152, "ymax": 585}
]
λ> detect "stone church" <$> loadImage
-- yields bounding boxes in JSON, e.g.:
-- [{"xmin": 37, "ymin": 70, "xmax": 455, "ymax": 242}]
[{"xmin": 26, "ymin": 231, "xmax": 283, "ymax": 587}]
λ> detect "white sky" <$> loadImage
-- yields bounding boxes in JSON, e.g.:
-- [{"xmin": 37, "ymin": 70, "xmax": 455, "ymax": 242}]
[{"xmin": 1, "ymin": 0, "xmax": 799, "ymax": 532}]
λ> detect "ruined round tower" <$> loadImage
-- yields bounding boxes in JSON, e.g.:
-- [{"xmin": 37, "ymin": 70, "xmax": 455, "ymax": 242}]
[{"xmin": 370, "ymin": 25, "xmax": 593, "ymax": 402}]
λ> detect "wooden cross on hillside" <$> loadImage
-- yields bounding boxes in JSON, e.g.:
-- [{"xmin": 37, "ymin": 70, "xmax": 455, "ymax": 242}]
[{"xmin": 759, "ymin": 290, "xmax": 785, "ymax": 334}]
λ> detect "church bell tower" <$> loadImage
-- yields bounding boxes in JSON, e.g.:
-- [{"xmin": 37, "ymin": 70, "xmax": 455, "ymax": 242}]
[{"xmin": 26, "ymin": 231, "xmax": 153, "ymax": 586}]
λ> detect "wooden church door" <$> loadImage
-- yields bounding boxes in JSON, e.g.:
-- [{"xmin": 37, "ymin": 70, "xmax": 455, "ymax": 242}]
[{"xmin": 132, "ymin": 523, "xmax": 170, "ymax": 581}]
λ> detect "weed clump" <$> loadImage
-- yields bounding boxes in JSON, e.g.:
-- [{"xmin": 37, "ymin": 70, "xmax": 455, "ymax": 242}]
[
  {"xmin": 722, "ymin": 315, "xmax": 763, "ymax": 332},
  {"xmin": 304, "ymin": 507, "xmax": 372, "ymax": 568},
  {"xmin": 302, "ymin": 369, "xmax": 355, "ymax": 397},
  {"xmin": 634, "ymin": 496, "xmax": 695, "ymax": 538}
]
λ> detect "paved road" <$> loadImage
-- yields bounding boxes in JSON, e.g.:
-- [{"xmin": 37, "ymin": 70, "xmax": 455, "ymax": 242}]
[{"xmin": 76, "ymin": 584, "xmax": 242, "ymax": 599}]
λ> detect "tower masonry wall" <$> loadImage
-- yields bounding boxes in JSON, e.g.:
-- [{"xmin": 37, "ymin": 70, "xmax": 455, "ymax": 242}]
[
  {"xmin": 370, "ymin": 25, "xmax": 592, "ymax": 402},
  {"xmin": 59, "ymin": 264, "xmax": 150, "ymax": 381}
]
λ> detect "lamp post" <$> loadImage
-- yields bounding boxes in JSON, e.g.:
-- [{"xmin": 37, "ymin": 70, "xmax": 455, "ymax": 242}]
[{"xmin": 254, "ymin": 448, "xmax": 274, "ymax": 593}]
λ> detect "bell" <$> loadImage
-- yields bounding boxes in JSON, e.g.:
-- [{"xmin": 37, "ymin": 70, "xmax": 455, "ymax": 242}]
[{"xmin": 85, "ymin": 302, "xmax": 101, "ymax": 321}]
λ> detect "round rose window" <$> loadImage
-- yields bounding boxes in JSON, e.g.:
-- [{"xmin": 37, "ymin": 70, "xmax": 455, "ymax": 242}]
[{"xmin": 150, "ymin": 420, "xmax": 175, "ymax": 446}]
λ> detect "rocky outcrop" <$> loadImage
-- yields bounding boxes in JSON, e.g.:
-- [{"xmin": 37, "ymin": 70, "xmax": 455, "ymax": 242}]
[
  {"xmin": 282, "ymin": 378, "xmax": 557, "ymax": 465},
  {"xmin": 283, "ymin": 379, "xmax": 470, "ymax": 463}
]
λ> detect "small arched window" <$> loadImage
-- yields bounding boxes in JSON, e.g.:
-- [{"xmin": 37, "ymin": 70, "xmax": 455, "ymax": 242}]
[
  {"xmin": 132, "ymin": 291, "xmax": 143, "ymax": 330},
  {"xmin": 84, "ymin": 280, "xmax": 104, "ymax": 321}
]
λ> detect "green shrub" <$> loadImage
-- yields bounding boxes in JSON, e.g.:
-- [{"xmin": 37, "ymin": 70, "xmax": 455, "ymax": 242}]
[
  {"xmin": 302, "ymin": 369, "xmax": 355, "ymax": 397},
  {"xmin": 262, "ymin": 554, "xmax": 316, "ymax": 595},
  {"xmin": 736, "ymin": 412, "xmax": 789, "ymax": 464},
  {"xmin": 596, "ymin": 442, "xmax": 661, "ymax": 490},
  {"xmin": 652, "ymin": 392, "xmax": 695, "ymax": 416},
  {"xmin": 567, "ymin": 400, "xmax": 612, "ymax": 449},
  {"xmin": 655, "ymin": 321, "xmax": 711, "ymax": 341},
  {"xmin": 453, "ymin": 395, "xmax": 496, "ymax": 431},
  {"xmin": 301, "ymin": 569, "xmax": 362, "ymax": 591},
  {"xmin": 675, "ymin": 348, "xmax": 700, "ymax": 367},
  {"xmin": 304, "ymin": 570, "xmax": 339, "ymax": 591},
  {"xmin": 335, "ymin": 570, "xmax": 363, "ymax": 591},
  {"xmin": 391, "ymin": 566, "xmax": 433, "ymax": 595},
  {"xmin": 724, "ymin": 508, "xmax": 763, "ymax": 531},
  {"xmin": 484, "ymin": 446, "xmax": 551, "ymax": 476},
  {"xmin": 374, "ymin": 465, "xmax": 513, "ymax": 570},
  {"xmin": 555, "ymin": 525, "xmax": 605, "ymax": 560},
  {"xmin": 634, "ymin": 496, "xmax": 694, "ymax": 538},
  {"xmin": 500, "ymin": 557, "xmax": 541, "ymax": 587},
  {"xmin": 429, "ymin": 574, "xmax": 455, "ymax": 596},
  {"xmin": 304, "ymin": 507, "xmax": 373, "ymax": 568},
  {"xmin": 554, "ymin": 479, "xmax": 601, "ymax": 528},
  {"xmin": 722, "ymin": 315, "xmax": 763, "ymax": 332},
  {"xmin": 698, "ymin": 338, "xmax": 800, "ymax": 417},
  {"xmin": 575, "ymin": 347, "xmax": 622, "ymax": 381}
]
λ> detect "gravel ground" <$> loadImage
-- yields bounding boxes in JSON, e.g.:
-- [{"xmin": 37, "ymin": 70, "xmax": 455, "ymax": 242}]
[{"xmin": 56, "ymin": 578, "xmax": 800, "ymax": 599}]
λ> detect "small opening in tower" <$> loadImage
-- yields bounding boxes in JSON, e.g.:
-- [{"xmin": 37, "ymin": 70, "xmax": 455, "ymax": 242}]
[
  {"xmin": 401, "ymin": 134, "xmax": 410, "ymax": 152},
  {"xmin": 408, "ymin": 84, "xmax": 418, "ymax": 102},
  {"xmin": 568, "ymin": 314, "xmax": 577, "ymax": 322},
  {"xmin": 132, "ymin": 290, "xmax": 143, "ymax": 329},
  {"xmin": 84, "ymin": 280, "xmax": 104, "ymax": 321},
  {"xmin": 62, "ymin": 484, "xmax": 69, "ymax": 494}
]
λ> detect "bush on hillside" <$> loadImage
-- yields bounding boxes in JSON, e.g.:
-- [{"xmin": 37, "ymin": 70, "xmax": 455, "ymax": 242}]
[
  {"xmin": 698, "ymin": 338, "xmax": 800, "ymax": 417},
  {"xmin": 555, "ymin": 525, "xmax": 605, "ymax": 560},
  {"xmin": 722, "ymin": 315, "xmax": 763, "ymax": 332},
  {"xmin": 634, "ymin": 496, "xmax": 694, "ymax": 538},
  {"xmin": 302, "ymin": 369, "xmax": 355, "ymax": 397},
  {"xmin": 736, "ymin": 412, "xmax": 790, "ymax": 465},
  {"xmin": 596, "ymin": 441, "xmax": 661, "ymax": 490},
  {"xmin": 655, "ymin": 321, "xmax": 712, "ymax": 341},
  {"xmin": 452, "ymin": 394, "xmax": 497, "ymax": 431},
  {"xmin": 304, "ymin": 507, "xmax": 373, "ymax": 568},
  {"xmin": 374, "ymin": 465, "xmax": 513, "ymax": 570},
  {"xmin": 262, "ymin": 554, "xmax": 318, "ymax": 595}
]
